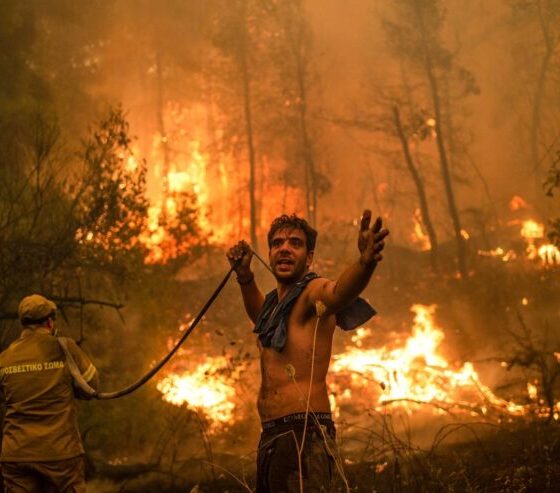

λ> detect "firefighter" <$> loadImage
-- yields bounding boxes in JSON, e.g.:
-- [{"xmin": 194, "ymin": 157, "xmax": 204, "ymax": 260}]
[{"xmin": 0, "ymin": 294, "xmax": 98, "ymax": 492}]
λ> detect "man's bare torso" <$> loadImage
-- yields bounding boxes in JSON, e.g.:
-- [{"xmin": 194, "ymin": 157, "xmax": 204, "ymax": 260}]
[{"xmin": 257, "ymin": 279, "xmax": 336, "ymax": 421}]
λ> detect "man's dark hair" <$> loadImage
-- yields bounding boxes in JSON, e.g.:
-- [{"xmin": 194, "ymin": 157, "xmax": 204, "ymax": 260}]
[{"xmin": 267, "ymin": 214, "xmax": 317, "ymax": 251}]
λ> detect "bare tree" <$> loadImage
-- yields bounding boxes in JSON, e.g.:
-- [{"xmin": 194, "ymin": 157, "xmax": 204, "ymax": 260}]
[
  {"xmin": 393, "ymin": 106, "xmax": 439, "ymax": 271},
  {"xmin": 382, "ymin": 0, "xmax": 473, "ymax": 278},
  {"xmin": 270, "ymin": 0, "xmax": 322, "ymax": 227},
  {"xmin": 545, "ymin": 150, "xmax": 560, "ymax": 243},
  {"xmin": 210, "ymin": 0, "xmax": 266, "ymax": 250}
]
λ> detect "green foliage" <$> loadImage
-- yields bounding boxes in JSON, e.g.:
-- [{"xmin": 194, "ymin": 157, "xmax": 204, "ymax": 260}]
[
  {"xmin": 0, "ymin": 102, "xmax": 203, "ymax": 336},
  {"xmin": 76, "ymin": 106, "xmax": 149, "ymax": 267},
  {"xmin": 0, "ymin": 110, "xmax": 75, "ymax": 306},
  {"xmin": 0, "ymin": 105, "xmax": 153, "ymax": 312}
]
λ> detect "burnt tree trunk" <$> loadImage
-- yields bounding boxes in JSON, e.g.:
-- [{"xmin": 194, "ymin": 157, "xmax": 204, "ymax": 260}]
[
  {"xmin": 282, "ymin": 0, "xmax": 318, "ymax": 227},
  {"xmin": 294, "ymin": 40, "xmax": 317, "ymax": 227},
  {"xmin": 155, "ymin": 49, "xmax": 170, "ymax": 204},
  {"xmin": 296, "ymin": 60, "xmax": 317, "ymax": 228},
  {"xmin": 238, "ymin": 0, "xmax": 259, "ymax": 251},
  {"xmin": 415, "ymin": 3, "xmax": 467, "ymax": 278},
  {"xmin": 393, "ymin": 106, "xmax": 439, "ymax": 272},
  {"xmin": 530, "ymin": 1, "xmax": 557, "ymax": 200},
  {"xmin": 428, "ymin": 68, "xmax": 467, "ymax": 278}
]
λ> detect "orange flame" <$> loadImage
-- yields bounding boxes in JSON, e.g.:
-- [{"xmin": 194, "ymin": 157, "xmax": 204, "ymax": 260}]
[
  {"xmin": 521, "ymin": 220, "xmax": 560, "ymax": 267},
  {"xmin": 509, "ymin": 195, "xmax": 528, "ymax": 211},
  {"xmin": 535, "ymin": 244, "xmax": 560, "ymax": 266},
  {"xmin": 138, "ymin": 102, "xmax": 240, "ymax": 263},
  {"xmin": 156, "ymin": 356, "xmax": 236, "ymax": 430},
  {"xmin": 478, "ymin": 216, "xmax": 559, "ymax": 268},
  {"xmin": 330, "ymin": 305, "xmax": 527, "ymax": 417},
  {"xmin": 410, "ymin": 209, "xmax": 431, "ymax": 251},
  {"xmin": 157, "ymin": 304, "xmax": 558, "ymax": 431},
  {"xmin": 521, "ymin": 220, "xmax": 544, "ymax": 240}
]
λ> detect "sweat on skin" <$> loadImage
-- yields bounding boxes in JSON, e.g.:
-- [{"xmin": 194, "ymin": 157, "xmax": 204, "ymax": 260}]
[
  {"xmin": 227, "ymin": 212, "xmax": 389, "ymax": 492},
  {"xmin": 226, "ymin": 210, "xmax": 389, "ymax": 420}
]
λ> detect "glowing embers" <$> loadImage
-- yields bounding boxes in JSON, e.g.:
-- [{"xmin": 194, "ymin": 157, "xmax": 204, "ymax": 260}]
[
  {"xmin": 157, "ymin": 355, "xmax": 236, "ymax": 429},
  {"xmin": 330, "ymin": 304, "xmax": 526, "ymax": 417},
  {"xmin": 477, "ymin": 247, "xmax": 517, "ymax": 262},
  {"xmin": 475, "ymin": 205, "xmax": 560, "ymax": 267}
]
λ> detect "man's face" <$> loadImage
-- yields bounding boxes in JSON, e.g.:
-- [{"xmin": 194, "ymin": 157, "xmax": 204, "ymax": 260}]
[{"xmin": 269, "ymin": 227, "xmax": 313, "ymax": 284}]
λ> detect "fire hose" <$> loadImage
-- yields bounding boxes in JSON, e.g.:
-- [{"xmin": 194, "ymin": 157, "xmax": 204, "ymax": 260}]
[
  {"xmin": 60, "ymin": 263, "xmax": 238, "ymax": 400},
  {"xmin": 60, "ymin": 252, "xmax": 272, "ymax": 400}
]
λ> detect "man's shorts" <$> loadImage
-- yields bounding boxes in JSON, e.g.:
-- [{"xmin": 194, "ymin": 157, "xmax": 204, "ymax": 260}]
[
  {"xmin": 1, "ymin": 455, "xmax": 86, "ymax": 493},
  {"xmin": 256, "ymin": 412, "xmax": 341, "ymax": 493}
]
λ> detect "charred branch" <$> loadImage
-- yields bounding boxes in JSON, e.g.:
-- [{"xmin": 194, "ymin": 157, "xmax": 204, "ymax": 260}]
[{"xmin": 0, "ymin": 297, "xmax": 124, "ymax": 321}]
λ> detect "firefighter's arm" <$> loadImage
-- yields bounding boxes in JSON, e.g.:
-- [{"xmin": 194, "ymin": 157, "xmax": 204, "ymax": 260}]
[{"xmin": 67, "ymin": 339, "xmax": 99, "ymax": 398}]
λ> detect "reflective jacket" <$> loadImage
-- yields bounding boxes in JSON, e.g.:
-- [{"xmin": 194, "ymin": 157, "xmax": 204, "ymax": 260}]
[{"xmin": 0, "ymin": 330, "xmax": 97, "ymax": 462}]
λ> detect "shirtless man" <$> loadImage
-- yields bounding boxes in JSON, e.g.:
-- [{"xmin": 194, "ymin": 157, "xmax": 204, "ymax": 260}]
[{"xmin": 227, "ymin": 211, "xmax": 388, "ymax": 492}]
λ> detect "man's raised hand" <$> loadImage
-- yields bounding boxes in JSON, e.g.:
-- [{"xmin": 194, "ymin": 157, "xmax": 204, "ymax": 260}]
[
  {"xmin": 226, "ymin": 240, "xmax": 254, "ymax": 281},
  {"xmin": 357, "ymin": 210, "xmax": 389, "ymax": 267}
]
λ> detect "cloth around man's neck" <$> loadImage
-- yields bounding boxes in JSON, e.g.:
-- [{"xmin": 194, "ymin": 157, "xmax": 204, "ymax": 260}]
[{"xmin": 253, "ymin": 272, "xmax": 376, "ymax": 351}]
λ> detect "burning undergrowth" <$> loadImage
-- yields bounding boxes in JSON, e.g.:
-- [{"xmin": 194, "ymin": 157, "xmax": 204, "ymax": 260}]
[
  {"xmin": 81, "ymin": 232, "xmax": 560, "ymax": 493},
  {"xmin": 330, "ymin": 305, "xmax": 530, "ymax": 420},
  {"xmin": 155, "ymin": 303, "xmax": 557, "ymax": 437},
  {"xmin": 89, "ymin": 272, "xmax": 557, "ymax": 492},
  {"xmin": 70, "ymin": 108, "xmax": 559, "ymax": 490},
  {"xmin": 155, "ymin": 322, "xmax": 255, "ymax": 433}
]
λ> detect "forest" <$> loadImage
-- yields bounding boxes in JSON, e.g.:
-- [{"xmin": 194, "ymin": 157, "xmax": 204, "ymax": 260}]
[{"xmin": 1, "ymin": 0, "xmax": 560, "ymax": 491}]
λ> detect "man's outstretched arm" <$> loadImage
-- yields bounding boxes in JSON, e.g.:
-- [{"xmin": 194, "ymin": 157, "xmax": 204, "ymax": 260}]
[
  {"xmin": 311, "ymin": 210, "xmax": 389, "ymax": 315},
  {"xmin": 227, "ymin": 240, "xmax": 265, "ymax": 324}
]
